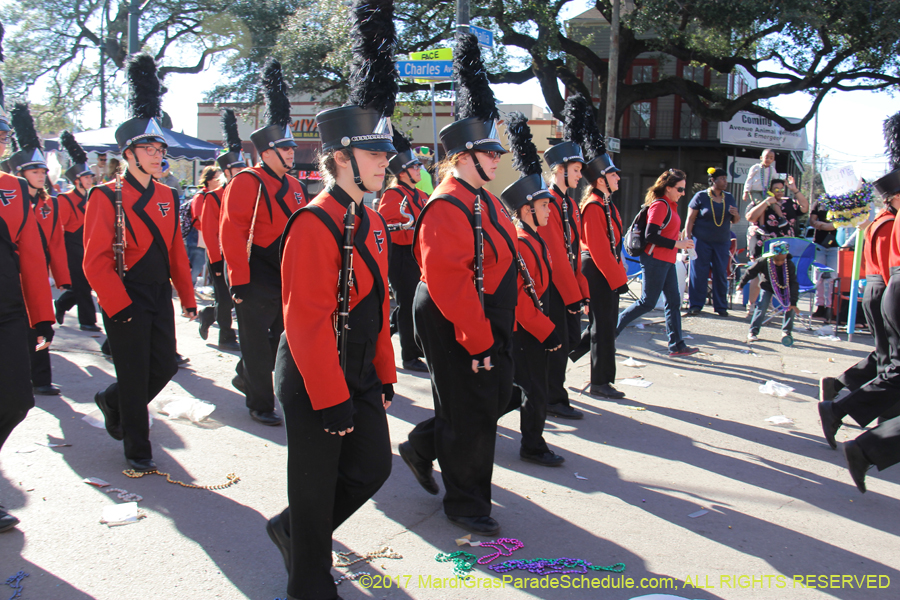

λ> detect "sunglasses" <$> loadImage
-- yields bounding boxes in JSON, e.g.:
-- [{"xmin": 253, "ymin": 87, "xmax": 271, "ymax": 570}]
[
  {"xmin": 675, "ymin": 187, "xmax": 685, "ymax": 193},
  {"xmin": 480, "ymin": 151, "xmax": 503, "ymax": 160}
]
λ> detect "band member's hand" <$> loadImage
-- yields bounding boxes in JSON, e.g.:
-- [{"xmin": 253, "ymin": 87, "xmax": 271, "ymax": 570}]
[
  {"xmin": 471, "ymin": 350, "xmax": 492, "ymax": 373},
  {"xmin": 35, "ymin": 321, "xmax": 54, "ymax": 350},
  {"xmin": 616, "ymin": 284, "xmax": 629, "ymax": 295},
  {"xmin": 183, "ymin": 308, "xmax": 198, "ymax": 321},
  {"xmin": 321, "ymin": 399, "xmax": 355, "ymax": 435},
  {"xmin": 566, "ymin": 302, "xmax": 582, "ymax": 315},
  {"xmin": 110, "ymin": 305, "xmax": 134, "ymax": 323},
  {"xmin": 209, "ymin": 260, "xmax": 224, "ymax": 277},
  {"xmin": 582, "ymin": 299, "xmax": 590, "ymax": 314},
  {"xmin": 382, "ymin": 383, "xmax": 394, "ymax": 410},
  {"xmin": 230, "ymin": 284, "xmax": 250, "ymax": 305},
  {"xmin": 543, "ymin": 330, "xmax": 562, "ymax": 352},
  {"xmin": 61, "ymin": 284, "xmax": 72, "ymax": 290}
]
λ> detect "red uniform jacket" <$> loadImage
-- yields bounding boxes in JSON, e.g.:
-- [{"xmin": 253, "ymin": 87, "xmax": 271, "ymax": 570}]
[
  {"xmin": 646, "ymin": 197, "xmax": 681, "ymax": 263},
  {"xmin": 546, "ymin": 186, "xmax": 589, "ymax": 303},
  {"xmin": 190, "ymin": 191, "xmax": 204, "ymax": 229},
  {"xmin": 581, "ymin": 190, "xmax": 627, "ymax": 290},
  {"xmin": 57, "ymin": 189, "xmax": 88, "ymax": 233},
  {"xmin": 31, "ymin": 193, "xmax": 71, "ymax": 288},
  {"xmin": 516, "ymin": 223, "xmax": 554, "ymax": 342},
  {"xmin": 414, "ymin": 176, "xmax": 518, "ymax": 355},
  {"xmin": 201, "ymin": 187, "xmax": 224, "ymax": 264},
  {"xmin": 867, "ymin": 208, "xmax": 895, "ymax": 282},
  {"xmin": 281, "ymin": 187, "xmax": 396, "ymax": 410},
  {"xmin": 220, "ymin": 165, "xmax": 308, "ymax": 287},
  {"xmin": 0, "ymin": 173, "xmax": 55, "ymax": 326},
  {"xmin": 83, "ymin": 172, "xmax": 196, "ymax": 317},
  {"xmin": 378, "ymin": 182, "xmax": 428, "ymax": 246}
]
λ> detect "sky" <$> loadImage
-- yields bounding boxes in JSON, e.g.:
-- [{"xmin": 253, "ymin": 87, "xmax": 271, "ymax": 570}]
[{"xmin": 72, "ymin": 0, "xmax": 896, "ymax": 181}]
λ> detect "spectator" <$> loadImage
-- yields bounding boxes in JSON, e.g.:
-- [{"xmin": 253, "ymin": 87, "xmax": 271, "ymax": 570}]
[
  {"xmin": 90, "ymin": 151, "xmax": 108, "ymax": 179},
  {"xmin": 738, "ymin": 240, "xmax": 799, "ymax": 346},
  {"xmin": 106, "ymin": 157, "xmax": 123, "ymax": 182},
  {"xmin": 158, "ymin": 159, "xmax": 184, "ymax": 198},
  {"xmin": 809, "ymin": 198, "xmax": 838, "ymax": 319},
  {"xmin": 684, "ymin": 167, "xmax": 740, "ymax": 316}
]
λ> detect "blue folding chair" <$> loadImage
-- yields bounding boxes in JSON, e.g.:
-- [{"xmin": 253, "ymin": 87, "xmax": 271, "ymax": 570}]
[{"xmin": 622, "ymin": 252, "xmax": 643, "ymax": 302}]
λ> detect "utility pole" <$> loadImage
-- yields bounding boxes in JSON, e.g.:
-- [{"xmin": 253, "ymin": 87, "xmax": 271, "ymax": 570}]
[
  {"xmin": 808, "ymin": 109, "xmax": 819, "ymax": 201},
  {"xmin": 456, "ymin": 0, "xmax": 469, "ymax": 34},
  {"xmin": 604, "ymin": 0, "xmax": 620, "ymax": 145},
  {"xmin": 128, "ymin": 0, "xmax": 142, "ymax": 55},
  {"xmin": 99, "ymin": 0, "xmax": 108, "ymax": 128}
]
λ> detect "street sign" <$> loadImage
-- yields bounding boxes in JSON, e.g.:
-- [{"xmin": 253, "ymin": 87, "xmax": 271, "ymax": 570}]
[
  {"xmin": 606, "ymin": 136, "xmax": 621, "ymax": 153},
  {"xmin": 469, "ymin": 25, "xmax": 494, "ymax": 48},
  {"xmin": 409, "ymin": 48, "xmax": 452, "ymax": 61},
  {"xmin": 396, "ymin": 60, "xmax": 452, "ymax": 80}
]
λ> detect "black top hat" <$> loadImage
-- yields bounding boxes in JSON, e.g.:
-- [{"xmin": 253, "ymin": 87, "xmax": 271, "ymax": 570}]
[
  {"xmin": 877, "ymin": 112, "xmax": 900, "ymax": 198},
  {"xmin": 251, "ymin": 60, "xmax": 297, "ymax": 153},
  {"xmin": 116, "ymin": 54, "xmax": 167, "ymax": 150},
  {"xmin": 317, "ymin": 106, "xmax": 395, "ymax": 153},
  {"xmin": 387, "ymin": 128, "xmax": 420, "ymax": 175},
  {"xmin": 0, "ymin": 159, "xmax": 9, "ymax": 173},
  {"xmin": 61, "ymin": 131, "xmax": 93, "ymax": 184},
  {"xmin": 875, "ymin": 171, "xmax": 900, "ymax": 198},
  {"xmin": 8, "ymin": 148, "xmax": 48, "ymax": 173},
  {"xmin": 500, "ymin": 173, "xmax": 551, "ymax": 214},
  {"xmin": 500, "ymin": 112, "xmax": 550, "ymax": 214},
  {"xmin": 544, "ymin": 140, "xmax": 584, "ymax": 169},
  {"xmin": 217, "ymin": 109, "xmax": 247, "ymax": 171}
]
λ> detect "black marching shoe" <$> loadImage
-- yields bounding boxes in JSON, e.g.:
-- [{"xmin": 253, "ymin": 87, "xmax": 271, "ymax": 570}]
[
  {"xmin": 232, "ymin": 375, "xmax": 248, "ymax": 396},
  {"xmin": 94, "ymin": 391, "xmax": 124, "ymax": 441},
  {"xmin": 520, "ymin": 449, "xmax": 565, "ymax": 467},
  {"xmin": 176, "ymin": 354, "xmax": 190, "ymax": 368},
  {"xmin": 819, "ymin": 377, "xmax": 838, "ymax": 404},
  {"xmin": 402, "ymin": 358, "xmax": 429, "ymax": 372},
  {"xmin": 198, "ymin": 307, "xmax": 216, "ymax": 340},
  {"xmin": 80, "ymin": 324, "xmax": 102, "ymax": 332},
  {"xmin": 55, "ymin": 300, "xmax": 66, "ymax": 326},
  {"xmin": 266, "ymin": 514, "xmax": 291, "ymax": 573},
  {"xmin": 818, "ymin": 401, "xmax": 843, "ymax": 450},
  {"xmin": 716, "ymin": 309, "xmax": 729, "ymax": 317},
  {"xmin": 249, "ymin": 410, "xmax": 283, "ymax": 426},
  {"xmin": 33, "ymin": 385, "xmax": 61, "ymax": 396},
  {"xmin": 446, "ymin": 515, "xmax": 500, "ymax": 536},
  {"xmin": 398, "ymin": 441, "xmax": 439, "ymax": 495},
  {"xmin": 844, "ymin": 440, "xmax": 872, "ymax": 493},
  {"xmin": 589, "ymin": 383, "xmax": 626, "ymax": 399},
  {"xmin": 0, "ymin": 507, "xmax": 20, "ymax": 533},
  {"xmin": 546, "ymin": 403, "xmax": 583, "ymax": 420},
  {"xmin": 126, "ymin": 458, "xmax": 157, "ymax": 472}
]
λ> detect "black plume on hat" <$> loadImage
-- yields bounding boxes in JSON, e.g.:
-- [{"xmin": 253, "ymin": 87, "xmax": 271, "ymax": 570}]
[
  {"xmin": 60, "ymin": 131, "xmax": 88, "ymax": 164},
  {"xmin": 262, "ymin": 59, "xmax": 292, "ymax": 129},
  {"xmin": 391, "ymin": 127, "xmax": 412, "ymax": 154},
  {"xmin": 885, "ymin": 111, "xmax": 900, "ymax": 172},
  {"xmin": 573, "ymin": 98, "xmax": 607, "ymax": 161},
  {"xmin": 455, "ymin": 32, "xmax": 498, "ymax": 122},
  {"xmin": 11, "ymin": 103, "xmax": 41, "ymax": 152},
  {"xmin": 562, "ymin": 94, "xmax": 592, "ymax": 149},
  {"xmin": 221, "ymin": 109, "xmax": 243, "ymax": 153},
  {"xmin": 347, "ymin": 0, "xmax": 398, "ymax": 117},
  {"xmin": 127, "ymin": 53, "xmax": 163, "ymax": 120},
  {"xmin": 9, "ymin": 132, "xmax": 17, "ymax": 152},
  {"xmin": 507, "ymin": 112, "xmax": 541, "ymax": 177}
]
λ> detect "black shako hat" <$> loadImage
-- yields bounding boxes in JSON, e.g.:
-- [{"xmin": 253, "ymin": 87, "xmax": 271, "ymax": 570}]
[
  {"xmin": 250, "ymin": 60, "xmax": 297, "ymax": 153},
  {"xmin": 500, "ymin": 112, "xmax": 551, "ymax": 214},
  {"xmin": 217, "ymin": 109, "xmax": 247, "ymax": 170},
  {"xmin": 544, "ymin": 140, "xmax": 584, "ymax": 170},
  {"xmin": 60, "ymin": 131, "xmax": 93, "ymax": 183},
  {"xmin": 8, "ymin": 102, "xmax": 48, "ymax": 173},
  {"xmin": 875, "ymin": 111, "xmax": 900, "ymax": 198},
  {"xmin": 563, "ymin": 93, "xmax": 618, "ymax": 182},
  {"xmin": 387, "ymin": 128, "xmax": 420, "ymax": 175},
  {"xmin": 115, "ymin": 54, "xmax": 167, "ymax": 150},
  {"xmin": 316, "ymin": 0, "xmax": 398, "ymax": 155},
  {"xmin": 440, "ymin": 33, "xmax": 506, "ymax": 157}
]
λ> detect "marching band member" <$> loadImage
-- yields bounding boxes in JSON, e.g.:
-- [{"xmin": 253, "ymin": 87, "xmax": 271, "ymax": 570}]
[
  {"xmin": 9, "ymin": 103, "xmax": 70, "ymax": 396},
  {"xmin": 265, "ymin": 1, "xmax": 397, "ymax": 598},
  {"xmin": 378, "ymin": 129, "xmax": 428, "ymax": 371},
  {"xmin": 83, "ymin": 53, "xmax": 196, "ymax": 471},
  {"xmin": 399, "ymin": 32, "xmax": 514, "ymax": 537},
  {"xmin": 220, "ymin": 59, "xmax": 308, "ymax": 427}
]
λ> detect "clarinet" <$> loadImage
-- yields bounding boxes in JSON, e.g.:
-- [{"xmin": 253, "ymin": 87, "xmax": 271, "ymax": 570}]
[
  {"xmin": 473, "ymin": 193, "xmax": 485, "ymax": 308},
  {"xmin": 386, "ymin": 198, "xmax": 415, "ymax": 232},
  {"xmin": 336, "ymin": 202, "xmax": 356, "ymax": 375},
  {"xmin": 113, "ymin": 175, "xmax": 126, "ymax": 279},
  {"xmin": 516, "ymin": 252, "xmax": 542, "ymax": 309},
  {"xmin": 562, "ymin": 195, "xmax": 577, "ymax": 273}
]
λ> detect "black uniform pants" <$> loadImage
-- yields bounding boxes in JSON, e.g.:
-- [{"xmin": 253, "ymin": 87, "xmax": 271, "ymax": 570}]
[
  {"xmin": 833, "ymin": 270, "xmax": 900, "ymax": 427},
  {"xmin": 207, "ymin": 256, "xmax": 235, "ymax": 343},
  {"xmin": 838, "ymin": 276, "xmax": 887, "ymax": 391},
  {"xmin": 408, "ymin": 281, "xmax": 514, "ymax": 517},
  {"xmin": 55, "ymin": 236, "xmax": 97, "ymax": 326},
  {"xmin": 388, "ymin": 244, "xmax": 423, "ymax": 362},
  {"xmin": 28, "ymin": 327, "xmax": 52, "ymax": 387},
  {"xmin": 547, "ymin": 285, "xmax": 573, "ymax": 408},
  {"xmin": 581, "ymin": 255, "xmax": 620, "ymax": 386},
  {"xmin": 505, "ymin": 328, "xmax": 551, "ymax": 454},
  {"xmin": 234, "ymin": 290, "xmax": 282, "ymax": 413},
  {"xmin": 0, "ymin": 315, "xmax": 34, "ymax": 451},
  {"xmin": 100, "ymin": 282, "xmax": 178, "ymax": 460},
  {"xmin": 857, "ymin": 415, "xmax": 900, "ymax": 472}
]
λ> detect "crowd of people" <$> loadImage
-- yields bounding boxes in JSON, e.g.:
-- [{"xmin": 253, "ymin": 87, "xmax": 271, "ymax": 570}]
[{"xmin": 3, "ymin": 5, "xmax": 900, "ymax": 600}]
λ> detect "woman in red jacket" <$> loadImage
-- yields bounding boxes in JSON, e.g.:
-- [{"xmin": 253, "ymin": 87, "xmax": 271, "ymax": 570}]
[{"xmin": 616, "ymin": 169, "xmax": 698, "ymax": 357}]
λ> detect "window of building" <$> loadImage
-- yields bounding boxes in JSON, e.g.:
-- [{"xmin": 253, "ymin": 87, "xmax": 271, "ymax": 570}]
[{"xmin": 625, "ymin": 62, "xmax": 656, "ymax": 139}]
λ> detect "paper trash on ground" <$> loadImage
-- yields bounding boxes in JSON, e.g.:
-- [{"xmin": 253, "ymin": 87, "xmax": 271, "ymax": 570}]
[
  {"xmin": 100, "ymin": 502, "xmax": 140, "ymax": 526},
  {"xmin": 688, "ymin": 510, "xmax": 709, "ymax": 518},
  {"xmin": 621, "ymin": 357, "xmax": 647, "ymax": 368},
  {"xmin": 574, "ymin": 473, "xmax": 588, "ymax": 480},
  {"xmin": 759, "ymin": 380, "xmax": 794, "ymax": 397},
  {"xmin": 150, "ymin": 395, "xmax": 216, "ymax": 423},
  {"xmin": 765, "ymin": 415, "xmax": 794, "ymax": 426},
  {"xmin": 620, "ymin": 378, "xmax": 653, "ymax": 388},
  {"xmin": 815, "ymin": 324, "xmax": 835, "ymax": 336},
  {"xmin": 84, "ymin": 477, "xmax": 110, "ymax": 487}
]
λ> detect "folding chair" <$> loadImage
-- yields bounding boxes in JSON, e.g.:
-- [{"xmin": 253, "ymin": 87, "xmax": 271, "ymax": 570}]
[{"xmin": 622, "ymin": 253, "xmax": 642, "ymax": 302}]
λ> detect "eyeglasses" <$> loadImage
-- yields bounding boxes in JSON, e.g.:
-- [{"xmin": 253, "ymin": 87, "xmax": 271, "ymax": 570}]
[
  {"xmin": 135, "ymin": 145, "xmax": 166, "ymax": 157},
  {"xmin": 0, "ymin": 133, "xmax": 10, "ymax": 144},
  {"xmin": 676, "ymin": 187, "xmax": 685, "ymax": 193}
]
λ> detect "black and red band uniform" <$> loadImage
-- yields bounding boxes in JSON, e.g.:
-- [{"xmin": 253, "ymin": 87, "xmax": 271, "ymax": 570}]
[
  {"xmin": 503, "ymin": 221, "xmax": 558, "ymax": 454},
  {"xmin": 579, "ymin": 189, "xmax": 627, "ymax": 387},
  {"xmin": 219, "ymin": 164, "xmax": 307, "ymax": 413},
  {"xmin": 544, "ymin": 185, "xmax": 588, "ymax": 408},
  {"xmin": 83, "ymin": 171, "xmax": 196, "ymax": 461},
  {"xmin": 377, "ymin": 181, "xmax": 427, "ymax": 363},
  {"xmin": 274, "ymin": 185, "xmax": 395, "ymax": 599},
  {"xmin": 56, "ymin": 186, "xmax": 97, "ymax": 326},
  {"xmin": 831, "ymin": 209, "xmax": 900, "ymax": 428},
  {"xmin": 200, "ymin": 185, "xmax": 235, "ymax": 343},
  {"xmin": 406, "ymin": 176, "xmax": 518, "ymax": 518},
  {"xmin": 29, "ymin": 190, "xmax": 71, "ymax": 388},
  {"xmin": 0, "ymin": 172, "xmax": 55, "ymax": 450}
]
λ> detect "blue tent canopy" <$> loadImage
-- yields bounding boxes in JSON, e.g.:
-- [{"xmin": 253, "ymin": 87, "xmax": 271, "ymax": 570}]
[{"xmin": 45, "ymin": 126, "xmax": 222, "ymax": 161}]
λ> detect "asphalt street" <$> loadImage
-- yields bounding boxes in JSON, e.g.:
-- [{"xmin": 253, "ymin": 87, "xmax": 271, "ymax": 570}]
[{"xmin": 2, "ymin": 294, "xmax": 898, "ymax": 600}]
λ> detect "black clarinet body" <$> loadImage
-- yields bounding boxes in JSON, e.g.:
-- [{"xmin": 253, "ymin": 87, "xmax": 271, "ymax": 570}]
[
  {"xmin": 473, "ymin": 193, "xmax": 485, "ymax": 308},
  {"xmin": 336, "ymin": 202, "xmax": 356, "ymax": 375},
  {"xmin": 516, "ymin": 252, "xmax": 542, "ymax": 309},
  {"xmin": 562, "ymin": 195, "xmax": 577, "ymax": 273},
  {"xmin": 113, "ymin": 175, "xmax": 126, "ymax": 279}
]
